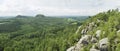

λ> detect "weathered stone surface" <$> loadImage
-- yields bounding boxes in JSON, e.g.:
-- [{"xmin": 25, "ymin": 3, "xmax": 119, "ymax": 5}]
[
  {"xmin": 96, "ymin": 30, "xmax": 101, "ymax": 38},
  {"xmin": 81, "ymin": 29, "xmax": 87, "ymax": 35},
  {"xmin": 91, "ymin": 37, "xmax": 98, "ymax": 43},
  {"xmin": 66, "ymin": 35, "xmax": 92, "ymax": 51},
  {"xmin": 99, "ymin": 38, "xmax": 109, "ymax": 51},
  {"xmin": 79, "ymin": 35, "xmax": 91, "ymax": 44}
]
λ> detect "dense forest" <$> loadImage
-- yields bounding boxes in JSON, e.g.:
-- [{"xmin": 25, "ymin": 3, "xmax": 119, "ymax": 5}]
[{"xmin": 0, "ymin": 15, "xmax": 88, "ymax": 51}]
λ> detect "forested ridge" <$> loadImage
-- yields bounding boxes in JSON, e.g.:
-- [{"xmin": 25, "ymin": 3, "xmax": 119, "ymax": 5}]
[
  {"xmin": 0, "ymin": 15, "xmax": 87, "ymax": 51},
  {"xmin": 67, "ymin": 9, "xmax": 120, "ymax": 51}
]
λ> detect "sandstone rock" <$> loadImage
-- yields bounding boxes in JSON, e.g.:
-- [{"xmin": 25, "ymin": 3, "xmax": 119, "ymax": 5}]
[
  {"xmin": 91, "ymin": 37, "xmax": 98, "ymax": 43},
  {"xmin": 96, "ymin": 30, "xmax": 101, "ymax": 38},
  {"xmin": 78, "ymin": 35, "xmax": 91, "ymax": 45},
  {"xmin": 75, "ymin": 35, "xmax": 91, "ymax": 51},
  {"xmin": 81, "ymin": 29, "xmax": 87, "ymax": 35},
  {"xmin": 66, "ymin": 35, "xmax": 92, "ymax": 51},
  {"xmin": 99, "ymin": 38, "xmax": 109, "ymax": 51},
  {"xmin": 87, "ymin": 22, "xmax": 94, "ymax": 31}
]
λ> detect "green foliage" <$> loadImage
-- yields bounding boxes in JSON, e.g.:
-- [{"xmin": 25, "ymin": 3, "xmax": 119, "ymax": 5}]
[
  {"xmin": 76, "ymin": 9, "xmax": 120, "ymax": 51},
  {"xmin": 0, "ymin": 16, "xmax": 87, "ymax": 51},
  {"xmin": 115, "ymin": 43, "xmax": 120, "ymax": 51}
]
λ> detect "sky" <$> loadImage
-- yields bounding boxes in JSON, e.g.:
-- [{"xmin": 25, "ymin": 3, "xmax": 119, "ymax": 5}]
[{"xmin": 0, "ymin": 0, "xmax": 120, "ymax": 16}]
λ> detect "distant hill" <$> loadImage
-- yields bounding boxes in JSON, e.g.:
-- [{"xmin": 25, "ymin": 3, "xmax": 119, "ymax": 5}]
[
  {"xmin": 15, "ymin": 15, "xmax": 32, "ymax": 18},
  {"xmin": 35, "ymin": 14, "xmax": 45, "ymax": 17}
]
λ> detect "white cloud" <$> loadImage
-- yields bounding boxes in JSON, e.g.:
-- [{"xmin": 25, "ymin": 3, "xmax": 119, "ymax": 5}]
[{"xmin": 0, "ymin": 0, "xmax": 120, "ymax": 16}]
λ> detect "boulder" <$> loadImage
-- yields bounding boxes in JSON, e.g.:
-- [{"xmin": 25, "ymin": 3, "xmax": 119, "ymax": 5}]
[
  {"xmin": 81, "ymin": 29, "xmax": 87, "ymax": 35},
  {"xmin": 96, "ymin": 30, "xmax": 101, "ymax": 38},
  {"xmin": 91, "ymin": 37, "xmax": 98, "ymax": 43},
  {"xmin": 78, "ymin": 35, "xmax": 92, "ymax": 45},
  {"xmin": 66, "ymin": 35, "xmax": 92, "ymax": 51},
  {"xmin": 99, "ymin": 38, "xmax": 109, "ymax": 51},
  {"xmin": 88, "ymin": 22, "xmax": 97, "ymax": 30}
]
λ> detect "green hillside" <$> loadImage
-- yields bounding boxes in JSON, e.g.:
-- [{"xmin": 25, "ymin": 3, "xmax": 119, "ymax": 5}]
[
  {"xmin": 67, "ymin": 9, "xmax": 120, "ymax": 51},
  {"xmin": 0, "ymin": 15, "xmax": 87, "ymax": 51}
]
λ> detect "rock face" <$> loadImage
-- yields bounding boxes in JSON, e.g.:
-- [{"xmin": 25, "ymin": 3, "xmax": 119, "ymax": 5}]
[
  {"xmin": 81, "ymin": 22, "xmax": 96, "ymax": 35},
  {"xmin": 66, "ymin": 35, "xmax": 92, "ymax": 51},
  {"xmin": 99, "ymin": 38, "xmax": 109, "ymax": 51},
  {"xmin": 79, "ymin": 35, "xmax": 91, "ymax": 45}
]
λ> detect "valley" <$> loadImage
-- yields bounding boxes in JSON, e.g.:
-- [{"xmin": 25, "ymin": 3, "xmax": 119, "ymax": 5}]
[{"xmin": 0, "ymin": 15, "xmax": 88, "ymax": 51}]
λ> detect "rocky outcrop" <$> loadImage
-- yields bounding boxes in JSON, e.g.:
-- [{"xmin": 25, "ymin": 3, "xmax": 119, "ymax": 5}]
[
  {"xmin": 81, "ymin": 22, "xmax": 96, "ymax": 35},
  {"xmin": 67, "ymin": 21, "xmax": 109, "ymax": 51},
  {"xmin": 67, "ymin": 9, "xmax": 120, "ymax": 51},
  {"xmin": 99, "ymin": 38, "xmax": 109, "ymax": 51},
  {"xmin": 66, "ymin": 35, "xmax": 92, "ymax": 51},
  {"xmin": 79, "ymin": 35, "xmax": 91, "ymax": 45},
  {"xmin": 81, "ymin": 28, "xmax": 87, "ymax": 35}
]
